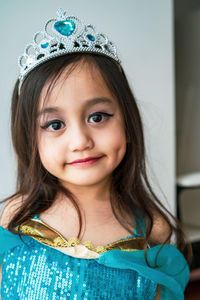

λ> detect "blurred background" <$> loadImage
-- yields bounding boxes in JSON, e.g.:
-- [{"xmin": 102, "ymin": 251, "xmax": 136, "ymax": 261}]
[
  {"xmin": 175, "ymin": 0, "xmax": 200, "ymax": 233},
  {"xmin": 1, "ymin": 0, "xmax": 200, "ymax": 297},
  {"xmin": 175, "ymin": 0, "xmax": 200, "ymax": 298}
]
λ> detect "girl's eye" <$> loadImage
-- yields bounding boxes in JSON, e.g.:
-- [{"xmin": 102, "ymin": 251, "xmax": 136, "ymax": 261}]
[
  {"xmin": 40, "ymin": 113, "xmax": 113, "ymax": 131},
  {"xmin": 40, "ymin": 120, "xmax": 65, "ymax": 131},
  {"xmin": 88, "ymin": 112, "xmax": 114, "ymax": 123}
]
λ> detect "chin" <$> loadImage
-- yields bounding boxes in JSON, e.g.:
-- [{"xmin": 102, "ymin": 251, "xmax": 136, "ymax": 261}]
[{"xmin": 60, "ymin": 175, "xmax": 110, "ymax": 187}]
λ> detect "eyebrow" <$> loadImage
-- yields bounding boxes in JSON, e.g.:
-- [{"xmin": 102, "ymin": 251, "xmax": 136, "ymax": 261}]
[{"xmin": 37, "ymin": 97, "xmax": 114, "ymax": 117}]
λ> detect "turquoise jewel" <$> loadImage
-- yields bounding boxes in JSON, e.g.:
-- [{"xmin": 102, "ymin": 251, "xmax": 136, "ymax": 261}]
[
  {"xmin": 40, "ymin": 41, "xmax": 49, "ymax": 49},
  {"xmin": 54, "ymin": 19, "xmax": 75, "ymax": 36},
  {"xmin": 87, "ymin": 34, "xmax": 95, "ymax": 41}
]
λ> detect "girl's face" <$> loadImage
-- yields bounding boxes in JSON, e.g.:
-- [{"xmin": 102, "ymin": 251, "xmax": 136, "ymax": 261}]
[{"xmin": 37, "ymin": 62, "xmax": 127, "ymax": 190}]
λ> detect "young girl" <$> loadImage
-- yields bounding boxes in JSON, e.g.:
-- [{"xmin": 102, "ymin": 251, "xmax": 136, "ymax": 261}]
[{"xmin": 0, "ymin": 9, "xmax": 190, "ymax": 300}]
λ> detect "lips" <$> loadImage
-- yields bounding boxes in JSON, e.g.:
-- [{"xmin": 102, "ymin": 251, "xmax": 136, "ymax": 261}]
[{"xmin": 68, "ymin": 156, "xmax": 103, "ymax": 164}]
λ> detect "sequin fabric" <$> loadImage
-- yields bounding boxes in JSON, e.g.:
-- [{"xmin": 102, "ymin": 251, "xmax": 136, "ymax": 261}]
[{"xmin": 1, "ymin": 237, "xmax": 157, "ymax": 299}]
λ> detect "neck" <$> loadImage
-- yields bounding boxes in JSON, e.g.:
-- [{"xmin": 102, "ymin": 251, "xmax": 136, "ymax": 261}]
[
  {"xmin": 53, "ymin": 178, "xmax": 118, "ymax": 228},
  {"xmin": 59, "ymin": 176, "xmax": 114, "ymax": 212}
]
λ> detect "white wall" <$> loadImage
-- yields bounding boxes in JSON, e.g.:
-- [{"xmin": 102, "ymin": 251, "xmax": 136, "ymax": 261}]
[{"xmin": 0, "ymin": 0, "xmax": 175, "ymax": 214}]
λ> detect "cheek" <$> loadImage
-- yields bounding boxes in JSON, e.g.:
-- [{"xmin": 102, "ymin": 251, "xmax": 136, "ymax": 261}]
[
  {"xmin": 37, "ymin": 135, "xmax": 45, "ymax": 161},
  {"xmin": 111, "ymin": 122, "xmax": 127, "ymax": 156},
  {"xmin": 37, "ymin": 135, "xmax": 56, "ymax": 166},
  {"xmin": 112, "ymin": 132, "xmax": 127, "ymax": 156},
  {"xmin": 38, "ymin": 146, "xmax": 62, "ymax": 175},
  {"xmin": 97, "ymin": 123, "xmax": 127, "ymax": 155}
]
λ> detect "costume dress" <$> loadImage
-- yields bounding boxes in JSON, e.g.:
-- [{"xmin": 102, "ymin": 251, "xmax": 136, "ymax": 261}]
[{"xmin": 0, "ymin": 214, "xmax": 189, "ymax": 300}]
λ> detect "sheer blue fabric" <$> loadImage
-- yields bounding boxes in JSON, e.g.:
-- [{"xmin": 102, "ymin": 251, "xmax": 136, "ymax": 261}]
[{"xmin": 0, "ymin": 215, "xmax": 189, "ymax": 300}]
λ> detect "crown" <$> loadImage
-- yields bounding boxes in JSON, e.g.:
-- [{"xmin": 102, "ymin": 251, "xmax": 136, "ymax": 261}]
[{"xmin": 18, "ymin": 8, "xmax": 120, "ymax": 92}]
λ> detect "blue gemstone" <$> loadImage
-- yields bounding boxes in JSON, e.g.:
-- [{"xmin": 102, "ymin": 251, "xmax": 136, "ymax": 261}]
[
  {"xmin": 87, "ymin": 34, "xmax": 95, "ymax": 41},
  {"xmin": 54, "ymin": 19, "xmax": 75, "ymax": 37},
  {"xmin": 41, "ymin": 42, "xmax": 49, "ymax": 49}
]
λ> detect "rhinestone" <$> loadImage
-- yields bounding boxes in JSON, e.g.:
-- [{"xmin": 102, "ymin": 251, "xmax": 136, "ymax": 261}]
[
  {"xmin": 40, "ymin": 40, "xmax": 49, "ymax": 49},
  {"xmin": 86, "ymin": 34, "xmax": 95, "ymax": 41}
]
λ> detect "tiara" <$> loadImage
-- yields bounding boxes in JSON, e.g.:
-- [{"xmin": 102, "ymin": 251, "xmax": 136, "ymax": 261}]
[{"xmin": 18, "ymin": 8, "xmax": 120, "ymax": 93}]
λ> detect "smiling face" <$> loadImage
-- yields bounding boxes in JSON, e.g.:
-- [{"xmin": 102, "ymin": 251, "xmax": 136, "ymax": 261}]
[{"xmin": 37, "ymin": 61, "xmax": 127, "ymax": 191}]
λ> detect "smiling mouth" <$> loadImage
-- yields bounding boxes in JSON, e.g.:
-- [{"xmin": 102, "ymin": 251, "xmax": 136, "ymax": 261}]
[{"xmin": 67, "ymin": 156, "xmax": 104, "ymax": 166}]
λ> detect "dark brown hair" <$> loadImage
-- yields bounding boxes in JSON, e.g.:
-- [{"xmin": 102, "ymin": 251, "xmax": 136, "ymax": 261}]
[{"xmin": 3, "ymin": 53, "xmax": 191, "ymax": 264}]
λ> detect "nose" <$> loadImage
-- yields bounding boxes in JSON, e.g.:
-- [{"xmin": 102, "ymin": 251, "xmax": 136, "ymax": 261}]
[{"xmin": 67, "ymin": 123, "xmax": 94, "ymax": 152}]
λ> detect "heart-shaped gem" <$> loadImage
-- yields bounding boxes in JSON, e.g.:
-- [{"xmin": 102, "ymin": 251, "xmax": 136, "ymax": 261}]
[{"xmin": 54, "ymin": 19, "xmax": 75, "ymax": 37}]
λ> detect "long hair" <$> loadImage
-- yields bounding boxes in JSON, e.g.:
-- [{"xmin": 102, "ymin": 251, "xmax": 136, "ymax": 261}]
[{"xmin": 3, "ymin": 53, "xmax": 191, "ymax": 264}]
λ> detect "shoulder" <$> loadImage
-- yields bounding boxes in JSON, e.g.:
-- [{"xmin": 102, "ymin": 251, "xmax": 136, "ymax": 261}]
[
  {"xmin": 0, "ymin": 195, "xmax": 25, "ymax": 229},
  {"xmin": 149, "ymin": 211, "xmax": 171, "ymax": 244}
]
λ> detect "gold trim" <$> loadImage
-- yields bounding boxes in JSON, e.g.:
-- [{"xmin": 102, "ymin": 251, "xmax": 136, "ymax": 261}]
[{"xmin": 16, "ymin": 218, "xmax": 149, "ymax": 254}]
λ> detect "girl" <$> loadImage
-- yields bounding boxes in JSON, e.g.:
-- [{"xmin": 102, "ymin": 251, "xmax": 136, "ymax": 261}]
[{"xmin": 0, "ymin": 9, "xmax": 190, "ymax": 300}]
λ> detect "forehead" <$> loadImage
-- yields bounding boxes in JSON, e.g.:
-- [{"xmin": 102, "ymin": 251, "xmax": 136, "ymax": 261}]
[{"xmin": 39, "ymin": 61, "xmax": 115, "ymax": 109}]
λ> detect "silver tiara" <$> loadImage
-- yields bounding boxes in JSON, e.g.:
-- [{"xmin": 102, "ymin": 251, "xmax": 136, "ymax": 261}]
[{"xmin": 18, "ymin": 8, "xmax": 120, "ymax": 92}]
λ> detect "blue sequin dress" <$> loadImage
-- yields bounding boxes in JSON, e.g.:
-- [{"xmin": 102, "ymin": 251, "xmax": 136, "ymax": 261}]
[{"xmin": 0, "ymin": 215, "xmax": 189, "ymax": 300}]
